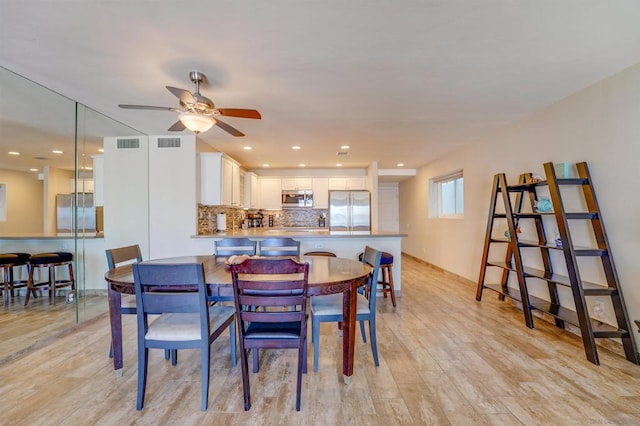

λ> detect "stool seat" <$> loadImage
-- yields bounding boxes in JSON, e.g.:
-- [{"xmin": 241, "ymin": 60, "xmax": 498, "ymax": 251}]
[
  {"xmin": 25, "ymin": 251, "xmax": 75, "ymax": 306},
  {"xmin": 1, "ymin": 252, "xmax": 31, "ymax": 305},
  {"xmin": 358, "ymin": 251, "xmax": 396, "ymax": 307},
  {"xmin": 30, "ymin": 252, "xmax": 73, "ymax": 264},
  {"xmin": 303, "ymin": 251, "xmax": 336, "ymax": 257}
]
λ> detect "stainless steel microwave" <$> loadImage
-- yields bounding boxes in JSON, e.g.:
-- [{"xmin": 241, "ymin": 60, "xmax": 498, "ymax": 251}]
[{"xmin": 282, "ymin": 190, "xmax": 313, "ymax": 208}]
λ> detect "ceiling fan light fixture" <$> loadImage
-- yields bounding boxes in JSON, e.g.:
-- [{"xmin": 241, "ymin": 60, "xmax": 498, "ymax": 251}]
[{"xmin": 179, "ymin": 112, "xmax": 214, "ymax": 133}]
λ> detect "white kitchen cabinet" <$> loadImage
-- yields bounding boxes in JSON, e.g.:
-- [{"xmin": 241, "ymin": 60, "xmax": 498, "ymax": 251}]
[
  {"xmin": 243, "ymin": 171, "xmax": 260, "ymax": 209},
  {"xmin": 69, "ymin": 178, "xmax": 94, "ymax": 193},
  {"xmin": 281, "ymin": 177, "xmax": 312, "ymax": 190},
  {"xmin": 260, "ymin": 177, "xmax": 282, "ymax": 210},
  {"xmin": 199, "ymin": 152, "xmax": 241, "ymax": 206},
  {"xmin": 312, "ymin": 178, "xmax": 329, "ymax": 209},
  {"xmin": 328, "ymin": 177, "xmax": 366, "ymax": 190}
]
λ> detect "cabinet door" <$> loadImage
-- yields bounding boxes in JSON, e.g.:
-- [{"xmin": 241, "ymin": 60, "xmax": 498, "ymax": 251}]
[
  {"xmin": 222, "ymin": 158, "xmax": 234, "ymax": 205},
  {"xmin": 250, "ymin": 173, "xmax": 260, "ymax": 208},
  {"xmin": 328, "ymin": 177, "xmax": 347, "ymax": 190},
  {"xmin": 199, "ymin": 153, "xmax": 223, "ymax": 205},
  {"xmin": 231, "ymin": 162, "xmax": 240, "ymax": 205},
  {"xmin": 260, "ymin": 178, "xmax": 282, "ymax": 210},
  {"xmin": 313, "ymin": 178, "xmax": 329, "ymax": 209},
  {"xmin": 347, "ymin": 177, "xmax": 366, "ymax": 190},
  {"xmin": 282, "ymin": 177, "xmax": 312, "ymax": 190}
]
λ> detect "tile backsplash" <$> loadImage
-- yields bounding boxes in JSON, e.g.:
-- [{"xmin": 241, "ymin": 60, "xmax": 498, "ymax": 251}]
[{"xmin": 197, "ymin": 205, "xmax": 328, "ymax": 234}]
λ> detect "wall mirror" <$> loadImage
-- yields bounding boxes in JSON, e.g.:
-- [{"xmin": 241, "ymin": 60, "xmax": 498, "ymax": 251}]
[{"xmin": 0, "ymin": 66, "xmax": 146, "ymax": 362}]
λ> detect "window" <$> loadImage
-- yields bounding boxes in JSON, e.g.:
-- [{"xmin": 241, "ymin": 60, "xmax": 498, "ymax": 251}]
[{"xmin": 429, "ymin": 171, "xmax": 463, "ymax": 218}]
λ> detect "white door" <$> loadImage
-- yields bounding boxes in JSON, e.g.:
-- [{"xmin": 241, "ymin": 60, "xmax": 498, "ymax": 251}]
[{"xmin": 378, "ymin": 185, "xmax": 399, "ymax": 232}]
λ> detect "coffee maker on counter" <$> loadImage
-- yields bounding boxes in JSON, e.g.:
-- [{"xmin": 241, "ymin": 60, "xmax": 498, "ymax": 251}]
[{"xmin": 246, "ymin": 212, "xmax": 263, "ymax": 228}]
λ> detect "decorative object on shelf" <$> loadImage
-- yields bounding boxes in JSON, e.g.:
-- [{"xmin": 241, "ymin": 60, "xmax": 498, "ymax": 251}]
[
  {"xmin": 554, "ymin": 162, "xmax": 571, "ymax": 178},
  {"xmin": 534, "ymin": 196, "xmax": 553, "ymax": 212},
  {"xmin": 554, "ymin": 232, "xmax": 562, "ymax": 248},
  {"xmin": 503, "ymin": 227, "xmax": 522, "ymax": 240},
  {"xmin": 528, "ymin": 174, "xmax": 543, "ymax": 183}
]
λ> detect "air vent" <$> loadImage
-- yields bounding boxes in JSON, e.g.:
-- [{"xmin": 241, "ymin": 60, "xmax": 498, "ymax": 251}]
[
  {"xmin": 336, "ymin": 151, "xmax": 349, "ymax": 156},
  {"xmin": 157, "ymin": 137, "xmax": 181, "ymax": 148},
  {"xmin": 116, "ymin": 138, "xmax": 140, "ymax": 149}
]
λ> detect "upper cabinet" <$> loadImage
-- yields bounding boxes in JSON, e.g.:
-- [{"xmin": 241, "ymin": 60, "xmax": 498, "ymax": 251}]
[
  {"xmin": 328, "ymin": 177, "xmax": 367, "ymax": 190},
  {"xmin": 199, "ymin": 152, "xmax": 241, "ymax": 206},
  {"xmin": 260, "ymin": 177, "xmax": 282, "ymax": 210},
  {"xmin": 281, "ymin": 177, "xmax": 312, "ymax": 191},
  {"xmin": 312, "ymin": 178, "xmax": 329, "ymax": 209},
  {"xmin": 244, "ymin": 171, "xmax": 260, "ymax": 209}
]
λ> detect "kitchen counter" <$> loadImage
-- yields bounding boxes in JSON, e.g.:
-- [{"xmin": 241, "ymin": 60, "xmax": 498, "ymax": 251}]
[
  {"xmin": 193, "ymin": 228, "xmax": 406, "ymax": 238},
  {"xmin": 192, "ymin": 227, "xmax": 407, "ymax": 295},
  {"xmin": 0, "ymin": 233, "xmax": 104, "ymax": 240}
]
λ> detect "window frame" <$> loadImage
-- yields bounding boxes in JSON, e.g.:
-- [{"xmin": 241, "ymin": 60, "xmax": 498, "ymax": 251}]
[{"xmin": 430, "ymin": 170, "xmax": 464, "ymax": 219}]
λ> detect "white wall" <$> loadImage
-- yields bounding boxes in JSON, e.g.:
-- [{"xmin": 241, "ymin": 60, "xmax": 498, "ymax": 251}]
[{"xmin": 400, "ymin": 63, "xmax": 640, "ymax": 345}]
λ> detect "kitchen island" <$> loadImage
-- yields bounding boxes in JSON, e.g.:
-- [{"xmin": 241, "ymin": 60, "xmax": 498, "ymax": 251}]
[{"xmin": 192, "ymin": 228, "xmax": 407, "ymax": 293}]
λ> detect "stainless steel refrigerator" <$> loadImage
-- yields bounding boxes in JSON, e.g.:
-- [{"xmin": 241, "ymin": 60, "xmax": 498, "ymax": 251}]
[
  {"xmin": 56, "ymin": 193, "xmax": 96, "ymax": 235},
  {"xmin": 328, "ymin": 190, "xmax": 371, "ymax": 231}
]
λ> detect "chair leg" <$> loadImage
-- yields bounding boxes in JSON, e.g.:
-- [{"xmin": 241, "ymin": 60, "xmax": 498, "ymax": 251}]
[
  {"xmin": 296, "ymin": 340, "xmax": 305, "ymax": 411},
  {"xmin": 230, "ymin": 320, "xmax": 237, "ymax": 367},
  {"xmin": 200, "ymin": 344, "xmax": 210, "ymax": 411},
  {"xmin": 171, "ymin": 349, "xmax": 178, "ymax": 366},
  {"xmin": 49, "ymin": 265, "xmax": 55, "ymax": 304},
  {"xmin": 312, "ymin": 316, "xmax": 320, "ymax": 372},
  {"xmin": 239, "ymin": 346, "xmax": 251, "ymax": 411},
  {"xmin": 253, "ymin": 349, "xmax": 259, "ymax": 373},
  {"xmin": 359, "ymin": 320, "xmax": 367, "ymax": 343},
  {"xmin": 136, "ymin": 347, "xmax": 148, "ymax": 410},
  {"xmin": 24, "ymin": 265, "xmax": 35, "ymax": 306},
  {"xmin": 368, "ymin": 319, "xmax": 379, "ymax": 367}
]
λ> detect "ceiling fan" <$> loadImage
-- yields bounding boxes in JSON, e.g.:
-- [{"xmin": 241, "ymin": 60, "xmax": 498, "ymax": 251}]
[{"xmin": 118, "ymin": 71, "xmax": 261, "ymax": 136}]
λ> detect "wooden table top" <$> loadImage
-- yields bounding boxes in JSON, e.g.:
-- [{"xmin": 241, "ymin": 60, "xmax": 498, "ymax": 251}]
[{"xmin": 105, "ymin": 255, "xmax": 371, "ymax": 296}]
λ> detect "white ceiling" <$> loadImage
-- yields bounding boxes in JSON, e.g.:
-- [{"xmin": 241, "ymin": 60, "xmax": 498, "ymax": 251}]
[{"xmin": 1, "ymin": 1, "xmax": 639, "ymax": 173}]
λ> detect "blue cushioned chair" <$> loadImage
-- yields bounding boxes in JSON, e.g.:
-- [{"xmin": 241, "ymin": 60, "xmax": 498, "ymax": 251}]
[
  {"xmin": 310, "ymin": 246, "xmax": 382, "ymax": 372},
  {"xmin": 133, "ymin": 262, "xmax": 236, "ymax": 411}
]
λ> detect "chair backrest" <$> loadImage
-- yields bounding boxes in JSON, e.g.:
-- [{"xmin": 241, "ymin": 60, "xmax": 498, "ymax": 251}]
[
  {"xmin": 361, "ymin": 246, "xmax": 383, "ymax": 312},
  {"xmin": 230, "ymin": 258, "xmax": 309, "ymax": 326},
  {"xmin": 106, "ymin": 244, "xmax": 143, "ymax": 269},
  {"xmin": 132, "ymin": 262, "xmax": 209, "ymax": 332},
  {"xmin": 258, "ymin": 238, "xmax": 301, "ymax": 257},
  {"xmin": 214, "ymin": 238, "xmax": 257, "ymax": 257}
]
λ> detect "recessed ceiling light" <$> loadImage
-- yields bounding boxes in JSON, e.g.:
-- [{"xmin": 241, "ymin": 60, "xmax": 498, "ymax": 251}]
[
  {"xmin": 8, "ymin": 151, "xmax": 20, "ymax": 156},
  {"xmin": 29, "ymin": 168, "xmax": 38, "ymax": 172},
  {"xmin": 292, "ymin": 146, "xmax": 301, "ymax": 150},
  {"xmin": 263, "ymin": 163, "xmax": 270, "ymax": 167},
  {"xmin": 243, "ymin": 146, "xmax": 252, "ymax": 150},
  {"xmin": 98, "ymin": 148, "xmax": 104, "ymax": 153},
  {"xmin": 397, "ymin": 163, "xmax": 405, "ymax": 167},
  {"xmin": 340, "ymin": 145, "xmax": 350, "ymax": 150},
  {"xmin": 299, "ymin": 163, "xmax": 306, "ymax": 167},
  {"xmin": 52, "ymin": 150, "xmax": 63, "ymax": 154},
  {"xmin": 336, "ymin": 163, "xmax": 343, "ymax": 167}
]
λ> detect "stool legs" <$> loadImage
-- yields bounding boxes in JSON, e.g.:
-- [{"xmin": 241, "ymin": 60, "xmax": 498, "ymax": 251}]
[
  {"xmin": 379, "ymin": 264, "xmax": 396, "ymax": 307},
  {"xmin": 24, "ymin": 262, "xmax": 75, "ymax": 306}
]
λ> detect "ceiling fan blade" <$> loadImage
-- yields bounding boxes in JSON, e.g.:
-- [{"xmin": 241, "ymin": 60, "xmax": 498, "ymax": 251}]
[
  {"xmin": 166, "ymin": 86, "xmax": 196, "ymax": 105},
  {"xmin": 118, "ymin": 104, "xmax": 178, "ymax": 111},
  {"xmin": 168, "ymin": 120, "xmax": 186, "ymax": 132},
  {"xmin": 214, "ymin": 118, "xmax": 245, "ymax": 137},
  {"xmin": 215, "ymin": 108, "xmax": 262, "ymax": 119}
]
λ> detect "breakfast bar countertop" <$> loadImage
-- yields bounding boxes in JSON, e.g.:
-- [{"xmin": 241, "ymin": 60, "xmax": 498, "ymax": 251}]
[{"xmin": 192, "ymin": 228, "xmax": 407, "ymax": 239}]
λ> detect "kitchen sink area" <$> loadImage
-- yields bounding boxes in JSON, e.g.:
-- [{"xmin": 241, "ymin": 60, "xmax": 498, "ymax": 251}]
[{"xmin": 265, "ymin": 227, "xmax": 330, "ymax": 234}]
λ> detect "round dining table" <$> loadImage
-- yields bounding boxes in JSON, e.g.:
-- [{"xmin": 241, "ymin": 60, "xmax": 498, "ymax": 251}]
[{"xmin": 105, "ymin": 255, "xmax": 371, "ymax": 383}]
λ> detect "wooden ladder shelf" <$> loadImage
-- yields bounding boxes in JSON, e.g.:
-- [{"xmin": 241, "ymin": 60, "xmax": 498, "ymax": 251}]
[{"xmin": 475, "ymin": 161, "xmax": 639, "ymax": 365}]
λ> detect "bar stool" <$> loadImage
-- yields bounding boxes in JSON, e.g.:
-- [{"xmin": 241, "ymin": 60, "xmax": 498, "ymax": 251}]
[
  {"xmin": 0, "ymin": 252, "xmax": 30, "ymax": 305},
  {"xmin": 303, "ymin": 251, "xmax": 336, "ymax": 257},
  {"xmin": 24, "ymin": 252, "xmax": 75, "ymax": 306},
  {"xmin": 378, "ymin": 252, "xmax": 396, "ymax": 307},
  {"xmin": 359, "ymin": 251, "xmax": 396, "ymax": 307}
]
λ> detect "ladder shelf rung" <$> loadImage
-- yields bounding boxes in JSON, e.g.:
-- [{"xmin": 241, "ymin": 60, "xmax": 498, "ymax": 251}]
[{"xmin": 483, "ymin": 284, "xmax": 523, "ymax": 302}]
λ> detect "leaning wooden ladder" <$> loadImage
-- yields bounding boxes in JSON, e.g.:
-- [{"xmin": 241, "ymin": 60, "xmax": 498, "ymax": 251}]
[{"xmin": 476, "ymin": 161, "xmax": 639, "ymax": 365}]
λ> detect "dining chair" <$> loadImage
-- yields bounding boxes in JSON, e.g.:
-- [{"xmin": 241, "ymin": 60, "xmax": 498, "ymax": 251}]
[
  {"xmin": 106, "ymin": 244, "xmax": 142, "ymax": 359},
  {"xmin": 214, "ymin": 238, "xmax": 257, "ymax": 257},
  {"xmin": 132, "ymin": 262, "xmax": 236, "ymax": 411},
  {"xmin": 257, "ymin": 237, "xmax": 300, "ymax": 257},
  {"xmin": 310, "ymin": 246, "xmax": 382, "ymax": 372},
  {"xmin": 230, "ymin": 257, "xmax": 309, "ymax": 411}
]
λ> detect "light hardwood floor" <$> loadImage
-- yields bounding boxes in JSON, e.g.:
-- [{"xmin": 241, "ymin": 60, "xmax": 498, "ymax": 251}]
[{"xmin": 2, "ymin": 254, "xmax": 640, "ymax": 425}]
